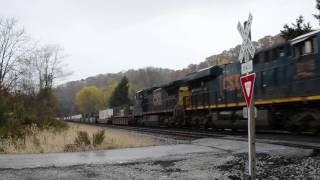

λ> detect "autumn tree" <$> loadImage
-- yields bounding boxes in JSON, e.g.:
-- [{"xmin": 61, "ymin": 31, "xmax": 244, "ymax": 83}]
[
  {"xmin": 75, "ymin": 86, "xmax": 103, "ymax": 114},
  {"xmin": 109, "ymin": 76, "xmax": 131, "ymax": 107},
  {"xmin": 280, "ymin": 15, "xmax": 313, "ymax": 40}
]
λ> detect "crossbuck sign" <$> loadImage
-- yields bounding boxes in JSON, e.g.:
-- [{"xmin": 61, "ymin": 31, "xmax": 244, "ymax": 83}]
[{"xmin": 237, "ymin": 13, "xmax": 255, "ymax": 64}]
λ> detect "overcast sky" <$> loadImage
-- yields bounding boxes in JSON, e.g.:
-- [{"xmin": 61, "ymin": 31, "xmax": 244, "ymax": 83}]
[{"xmin": 0, "ymin": 0, "xmax": 318, "ymax": 82}]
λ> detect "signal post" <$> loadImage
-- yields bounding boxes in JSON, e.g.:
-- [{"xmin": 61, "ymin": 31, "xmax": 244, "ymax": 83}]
[{"xmin": 237, "ymin": 13, "xmax": 256, "ymax": 180}]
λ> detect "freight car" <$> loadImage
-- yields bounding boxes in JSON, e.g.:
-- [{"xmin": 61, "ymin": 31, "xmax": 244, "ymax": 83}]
[
  {"xmin": 64, "ymin": 112, "xmax": 98, "ymax": 124},
  {"xmin": 112, "ymin": 105, "xmax": 134, "ymax": 125},
  {"xmin": 98, "ymin": 108, "xmax": 113, "ymax": 124},
  {"xmin": 66, "ymin": 114, "xmax": 82, "ymax": 122}
]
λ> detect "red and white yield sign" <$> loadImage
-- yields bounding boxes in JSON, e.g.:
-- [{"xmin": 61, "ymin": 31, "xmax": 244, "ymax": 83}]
[{"xmin": 240, "ymin": 73, "xmax": 256, "ymax": 107}]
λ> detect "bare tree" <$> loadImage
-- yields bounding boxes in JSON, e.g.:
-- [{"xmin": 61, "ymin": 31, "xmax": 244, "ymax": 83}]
[
  {"xmin": 17, "ymin": 51, "xmax": 37, "ymax": 95},
  {"xmin": 0, "ymin": 18, "xmax": 28, "ymax": 90},
  {"xmin": 32, "ymin": 44, "xmax": 68, "ymax": 91}
]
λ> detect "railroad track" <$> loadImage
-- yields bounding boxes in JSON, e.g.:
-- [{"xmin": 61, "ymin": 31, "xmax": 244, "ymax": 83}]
[
  {"xmin": 100, "ymin": 124, "xmax": 227, "ymax": 139},
  {"xmin": 96, "ymin": 124, "xmax": 320, "ymax": 150}
]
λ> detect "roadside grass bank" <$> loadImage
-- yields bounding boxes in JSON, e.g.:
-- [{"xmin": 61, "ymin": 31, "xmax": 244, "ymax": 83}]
[{"xmin": 0, "ymin": 122, "xmax": 158, "ymax": 154}]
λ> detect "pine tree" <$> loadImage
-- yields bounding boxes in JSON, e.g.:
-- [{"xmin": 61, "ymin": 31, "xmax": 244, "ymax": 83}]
[
  {"xmin": 280, "ymin": 15, "xmax": 313, "ymax": 40},
  {"xmin": 314, "ymin": 0, "xmax": 320, "ymax": 25},
  {"xmin": 109, "ymin": 76, "xmax": 131, "ymax": 107}
]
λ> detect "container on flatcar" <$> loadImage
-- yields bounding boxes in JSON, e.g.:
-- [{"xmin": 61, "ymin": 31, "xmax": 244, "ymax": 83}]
[
  {"xmin": 70, "ymin": 114, "xmax": 82, "ymax": 122},
  {"xmin": 82, "ymin": 112, "xmax": 98, "ymax": 124},
  {"xmin": 98, "ymin": 108, "xmax": 113, "ymax": 124}
]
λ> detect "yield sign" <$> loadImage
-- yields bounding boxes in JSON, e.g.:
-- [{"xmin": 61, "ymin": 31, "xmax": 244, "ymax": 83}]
[{"xmin": 240, "ymin": 73, "xmax": 256, "ymax": 107}]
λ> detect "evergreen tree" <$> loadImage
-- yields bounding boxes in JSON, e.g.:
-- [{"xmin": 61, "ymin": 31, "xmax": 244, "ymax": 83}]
[
  {"xmin": 280, "ymin": 15, "xmax": 313, "ymax": 40},
  {"xmin": 109, "ymin": 76, "xmax": 131, "ymax": 107},
  {"xmin": 314, "ymin": 0, "xmax": 320, "ymax": 25}
]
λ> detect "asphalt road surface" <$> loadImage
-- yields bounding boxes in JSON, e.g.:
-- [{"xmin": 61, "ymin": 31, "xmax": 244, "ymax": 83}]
[{"xmin": 0, "ymin": 138, "xmax": 319, "ymax": 180}]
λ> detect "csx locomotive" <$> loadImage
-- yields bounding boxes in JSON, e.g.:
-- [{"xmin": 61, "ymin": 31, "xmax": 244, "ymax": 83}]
[{"xmin": 67, "ymin": 30, "xmax": 320, "ymax": 133}]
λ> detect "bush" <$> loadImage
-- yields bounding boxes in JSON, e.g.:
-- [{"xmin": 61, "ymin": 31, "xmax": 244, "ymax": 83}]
[
  {"xmin": 74, "ymin": 131, "xmax": 90, "ymax": 146},
  {"xmin": 0, "ymin": 120, "xmax": 26, "ymax": 138},
  {"xmin": 0, "ymin": 146, "xmax": 4, "ymax": 154},
  {"xmin": 43, "ymin": 118, "xmax": 68, "ymax": 132},
  {"xmin": 0, "ymin": 88, "xmax": 65, "ymax": 139},
  {"xmin": 64, "ymin": 144, "xmax": 77, "ymax": 152},
  {"xmin": 93, "ymin": 130, "xmax": 105, "ymax": 147}
]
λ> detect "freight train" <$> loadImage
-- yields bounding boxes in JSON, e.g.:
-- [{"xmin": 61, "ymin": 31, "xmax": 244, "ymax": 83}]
[{"xmin": 64, "ymin": 30, "xmax": 320, "ymax": 133}]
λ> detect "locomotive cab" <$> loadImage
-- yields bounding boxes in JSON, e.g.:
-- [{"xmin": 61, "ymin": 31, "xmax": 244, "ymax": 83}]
[{"xmin": 178, "ymin": 86, "xmax": 190, "ymax": 107}]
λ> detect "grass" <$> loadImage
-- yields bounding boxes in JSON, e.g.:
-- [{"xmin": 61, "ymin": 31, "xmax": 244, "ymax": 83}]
[{"xmin": 0, "ymin": 122, "xmax": 158, "ymax": 154}]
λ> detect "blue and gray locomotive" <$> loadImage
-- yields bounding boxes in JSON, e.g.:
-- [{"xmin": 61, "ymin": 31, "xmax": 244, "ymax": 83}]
[
  {"xmin": 132, "ymin": 30, "xmax": 320, "ymax": 132},
  {"xmin": 67, "ymin": 31, "xmax": 320, "ymax": 133}
]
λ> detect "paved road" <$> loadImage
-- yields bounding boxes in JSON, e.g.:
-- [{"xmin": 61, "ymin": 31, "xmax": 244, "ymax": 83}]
[
  {"xmin": 0, "ymin": 143, "xmax": 214, "ymax": 169},
  {"xmin": 0, "ymin": 138, "xmax": 316, "ymax": 180}
]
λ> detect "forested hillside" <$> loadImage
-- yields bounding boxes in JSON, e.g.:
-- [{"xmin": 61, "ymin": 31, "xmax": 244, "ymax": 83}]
[{"xmin": 55, "ymin": 34, "xmax": 285, "ymax": 116}]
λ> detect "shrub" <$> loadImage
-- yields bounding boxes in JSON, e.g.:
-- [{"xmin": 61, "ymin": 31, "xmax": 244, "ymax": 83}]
[
  {"xmin": 43, "ymin": 118, "xmax": 68, "ymax": 132},
  {"xmin": 0, "ymin": 120, "xmax": 26, "ymax": 138},
  {"xmin": 0, "ymin": 88, "xmax": 65, "ymax": 139},
  {"xmin": 64, "ymin": 144, "xmax": 77, "ymax": 152},
  {"xmin": 93, "ymin": 130, "xmax": 105, "ymax": 147},
  {"xmin": 0, "ymin": 146, "xmax": 4, "ymax": 154},
  {"xmin": 74, "ymin": 131, "xmax": 90, "ymax": 146}
]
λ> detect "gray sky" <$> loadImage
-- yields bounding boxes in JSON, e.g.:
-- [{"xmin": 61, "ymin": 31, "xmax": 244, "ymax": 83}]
[{"xmin": 0, "ymin": 0, "xmax": 318, "ymax": 82}]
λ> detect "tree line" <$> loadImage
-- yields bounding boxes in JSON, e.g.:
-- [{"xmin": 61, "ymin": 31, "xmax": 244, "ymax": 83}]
[
  {"xmin": 280, "ymin": 0, "xmax": 320, "ymax": 40},
  {"xmin": 74, "ymin": 76, "xmax": 136, "ymax": 114},
  {"xmin": 54, "ymin": 67, "xmax": 168, "ymax": 116},
  {"xmin": 0, "ymin": 17, "xmax": 67, "ymax": 138}
]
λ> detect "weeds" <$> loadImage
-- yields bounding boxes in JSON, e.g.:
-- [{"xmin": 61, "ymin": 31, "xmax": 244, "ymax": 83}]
[
  {"xmin": 64, "ymin": 144, "xmax": 77, "ymax": 152},
  {"xmin": 74, "ymin": 131, "xmax": 91, "ymax": 146},
  {"xmin": 93, "ymin": 130, "xmax": 105, "ymax": 147},
  {"xmin": 0, "ymin": 147, "xmax": 4, "ymax": 154},
  {"xmin": 72, "ymin": 129, "xmax": 105, "ymax": 150},
  {"xmin": 0, "ymin": 123, "xmax": 157, "ymax": 154}
]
